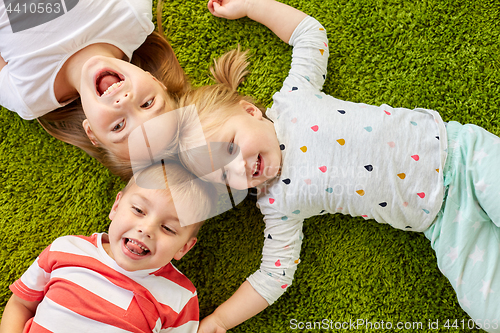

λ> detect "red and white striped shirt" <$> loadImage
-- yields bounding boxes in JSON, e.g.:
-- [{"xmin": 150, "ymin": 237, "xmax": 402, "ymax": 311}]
[{"xmin": 10, "ymin": 233, "xmax": 199, "ymax": 333}]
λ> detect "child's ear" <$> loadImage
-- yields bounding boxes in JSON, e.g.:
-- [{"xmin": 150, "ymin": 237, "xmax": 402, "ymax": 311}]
[
  {"xmin": 82, "ymin": 119, "xmax": 99, "ymax": 146},
  {"xmin": 108, "ymin": 192, "xmax": 123, "ymax": 220},
  {"xmin": 239, "ymin": 100, "xmax": 262, "ymax": 119},
  {"xmin": 173, "ymin": 237, "xmax": 197, "ymax": 261}
]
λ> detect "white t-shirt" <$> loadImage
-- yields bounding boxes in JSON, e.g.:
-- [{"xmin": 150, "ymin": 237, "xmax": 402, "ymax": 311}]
[
  {"xmin": 0, "ymin": 0, "xmax": 154, "ymax": 119},
  {"xmin": 247, "ymin": 16, "xmax": 448, "ymax": 305}
]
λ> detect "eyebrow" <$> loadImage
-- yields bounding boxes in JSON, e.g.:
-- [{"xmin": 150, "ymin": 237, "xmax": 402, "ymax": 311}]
[
  {"xmin": 131, "ymin": 192, "xmax": 181, "ymax": 223},
  {"xmin": 155, "ymin": 100, "xmax": 167, "ymax": 116},
  {"xmin": 113, "ymin": 134, "xmax": 128, "ymax": 144},
  {"xmin": 131, "ymin": 193, "xmax": 152, "ymax": 206}
]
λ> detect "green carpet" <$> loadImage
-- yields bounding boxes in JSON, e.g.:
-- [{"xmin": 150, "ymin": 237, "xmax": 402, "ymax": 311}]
[{"xmin": 1, "ymin": 0, "xmax": 499, "ymax": 331}]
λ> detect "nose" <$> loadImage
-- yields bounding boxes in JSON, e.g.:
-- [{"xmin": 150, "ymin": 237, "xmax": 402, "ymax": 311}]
[
  {"xmin": 114, "ymin": 91, "xmax": 133, "ymax": 107},
  {"xmin": 227, "ymin": 153, "xmax": 247, "ymax": 177},
  {"xmin": 223, "ymin": 155, "xmax": 250, "ymax": 190},
  {"xmin": 136, "ymin": 218, "xmax": 155, "ymax": 239}
]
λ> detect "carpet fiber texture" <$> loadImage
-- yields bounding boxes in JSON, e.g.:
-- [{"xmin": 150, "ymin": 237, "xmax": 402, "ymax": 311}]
[{"xmin": 1, "ymin": 0, "xmax": 499, "ymax": 332}]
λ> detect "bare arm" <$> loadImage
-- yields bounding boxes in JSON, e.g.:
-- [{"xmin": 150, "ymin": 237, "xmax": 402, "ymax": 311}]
[
  {"xmin": 0, "ymin": 295, "xmax": 39, "ymax": 333},
  {"xmin": 198, "ymin": 281, "xmax": 268, "ymax": 333},
  {"xmin": 208, "ymin": 0, "xmax": 307, "ymax": 43}
]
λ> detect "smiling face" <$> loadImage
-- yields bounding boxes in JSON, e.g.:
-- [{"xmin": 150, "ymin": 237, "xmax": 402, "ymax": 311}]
[
  {"xmin": 199, "ymin": 101, "xmax": 282, "ymax": 189},
  {"xmin": 80, "ymin": 56, "xmax": 176, "ymax": 159},
  {"xmin": 104, "ymin": 183, "xmax": 198, "ymax": 272}
]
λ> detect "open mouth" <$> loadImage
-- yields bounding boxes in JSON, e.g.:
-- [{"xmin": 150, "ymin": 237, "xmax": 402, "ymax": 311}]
[
  {"xmin": 124, "ymin": 238, "xmax": 150, "ymax": 256},
  {"xmin": 95, "ymin": 70, "xmax": 124, "ymax": 97},
  {"xmin": 252, "ymin": 155, "xmax": 262, "ymax": 177}
]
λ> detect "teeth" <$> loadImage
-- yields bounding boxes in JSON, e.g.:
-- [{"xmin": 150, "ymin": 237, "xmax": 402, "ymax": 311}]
[
  {"xmin": 126, "ymin": 238, "xmax": 149, "ymax": 255},
  {"xmin": 102, "ymin": 81, "xmax": 123, "ymax": 96},
  {"xmin": 129, "ymin": 239, "xmax": 148, "ymax": 251},
  {"xmin": 253, "ymin": 157, "xmax": 260, "ymax": 175}
]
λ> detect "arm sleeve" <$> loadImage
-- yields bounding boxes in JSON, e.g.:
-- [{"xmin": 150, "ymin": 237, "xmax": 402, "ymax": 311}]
[
  {"xmin": 9, "ymin": 245, "xmax": 53, "ymax": 302},
  {"xmin": 0, "ymin": 65, "xmax": 34, "ymax": 119},
  {"xmin": 246, "ymin": 211, "xmax": 304, "ymax": 305},
  {"xmin": 161, "ymin": 293, "xmax": 199, "ymax": 332},
  {"xmin": 246, "ymin": 15, "xmax": 328, "ymax": 306},
  {"xmin": 279, "ymin": 16, "xmax": 329, "ymax": 93}
]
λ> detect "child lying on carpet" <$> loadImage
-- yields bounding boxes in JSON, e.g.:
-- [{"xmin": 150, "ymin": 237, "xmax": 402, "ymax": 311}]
[
  {"xmin": 175, "ymin": 0, "xmax": 500, "ymax": 332},
  {"xmin": 0, "ymin": 162, "xmax": 216, "ymax": 333},
  {"xmin": 0, "ymin": 0, "xmax": 187, "ymax": 179}
]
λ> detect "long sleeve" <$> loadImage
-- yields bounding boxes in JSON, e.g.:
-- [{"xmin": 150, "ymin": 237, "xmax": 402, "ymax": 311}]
[
  {"xmin": 247, "ymin": 16, "xmax": 329, "ymax": 305},
  {"xmin": 279, "ymin": 16, "xmax": 329, "ymax": 94},
  {"xmin": 247, "ymin": 210, "xmax": 304, "ymax": 305}
]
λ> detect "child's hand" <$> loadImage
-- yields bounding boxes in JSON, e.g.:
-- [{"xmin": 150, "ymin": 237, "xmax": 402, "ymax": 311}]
[
  {"xmin": 197, "ymin": 314, "xmax": 228, "ymax": 333},
  {"xmin": 207, "ymin": 0, "xmax": 249, "ymax": 20}
]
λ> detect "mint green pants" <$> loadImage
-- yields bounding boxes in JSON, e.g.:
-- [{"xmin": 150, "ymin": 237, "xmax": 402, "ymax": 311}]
[{"xmin": 425, "ymin": 121, "xmax": 500, "ymax": 332}]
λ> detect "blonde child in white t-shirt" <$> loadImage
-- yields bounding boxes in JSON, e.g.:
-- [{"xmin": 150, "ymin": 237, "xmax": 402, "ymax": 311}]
[{"xmin": 0, "ymin": 0, "xmax": 187, "ymax": 179}]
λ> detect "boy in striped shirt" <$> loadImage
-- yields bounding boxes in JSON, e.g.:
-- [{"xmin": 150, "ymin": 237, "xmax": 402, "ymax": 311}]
[{"xmin": 1, "ymin": 162, "xmax": 216, "ymax": 333}]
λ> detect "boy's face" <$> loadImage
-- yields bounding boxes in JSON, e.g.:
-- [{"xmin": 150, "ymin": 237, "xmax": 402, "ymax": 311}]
[
  {"xmin": 79, "ymin": 56, "xmax": 177, "ymax": 159},
  {"xmin": 200, "ymin": 101, "xmax": 282, "ymax": 189},
  {"xmin": 104, "ymin": 183, "xmax": 197, "ymax": 272}
]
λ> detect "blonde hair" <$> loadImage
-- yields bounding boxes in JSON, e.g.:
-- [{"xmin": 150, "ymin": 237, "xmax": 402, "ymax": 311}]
[
  {"xmin": 38, "ymin": 0, "xmax": 188, "ymax": 181},
  {"xmin": 177, "ymin": 47, "xmax": 265, "ymax": 177},
  {"xmin": 125, "ymin": 160, "xmax": 217, "ymax": 236}
]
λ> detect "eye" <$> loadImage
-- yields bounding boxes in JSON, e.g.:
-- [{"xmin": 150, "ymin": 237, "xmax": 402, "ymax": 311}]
[
  {"xmin": 132, "ymin": 206, "xmax": 144, "ymax": 215},
  {"xmin": 221, "ymin": 168, "xmax": 228, "ymax": 183},
  {"xmin": 227, "ymin": 140, "xmax": 236, "ymax": 154},
  {"xmin": 141, "ymin": 98, "xmax": 155, "ymax": 109},
  {"xmin": 112, "ymin": 120, "xmax": 124, "ymax": 132},
  {"xmin": 162, "ymin": 225, "xmax": 176, "ymax": 235}
]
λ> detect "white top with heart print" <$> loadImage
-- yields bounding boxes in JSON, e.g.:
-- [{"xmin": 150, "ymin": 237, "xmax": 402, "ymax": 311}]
[{"xmin": 246, "ymin": 16, "xmax": 448, "ymax": 306}]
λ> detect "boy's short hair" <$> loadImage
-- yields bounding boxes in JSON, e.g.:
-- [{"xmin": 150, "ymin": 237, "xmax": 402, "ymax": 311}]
[{"xmin": 123, "ymin": 161, "xmax": 217, "ymax": 236}]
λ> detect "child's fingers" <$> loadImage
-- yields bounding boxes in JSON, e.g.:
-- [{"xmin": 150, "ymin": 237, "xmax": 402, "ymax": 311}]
[
  {"xmin": 207, "ymin": 0, "xmax": 219, "ymax": 15},
  {"xmin": 207, "ymin": 0, "xmax": 215, "ymax": 14},
  {"xmin": 207, "ymin": 0, "xmax": 245, "ymax": 20},
  {"xmin": 209, "ymin": 1, "xmax": 226, "ymax": 18},
  {"xmin": 207, "ymin": 0, "xmax": 222, "ymax": 17},
  {"xmin": 208, "ymin": 0, "xmax": 225, "ymax": 17}
]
